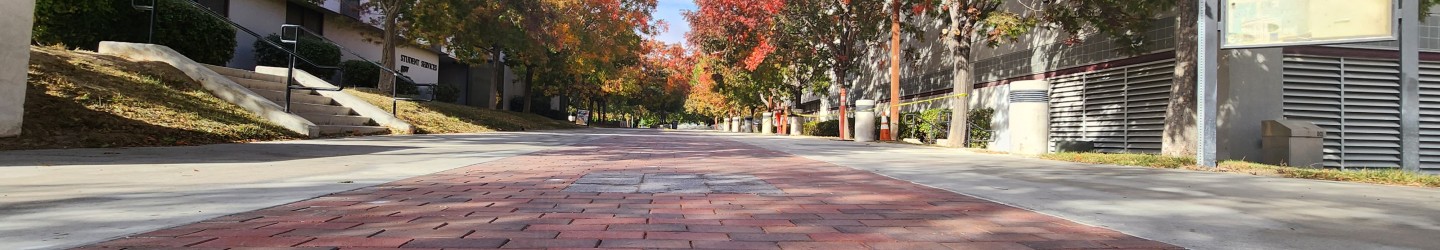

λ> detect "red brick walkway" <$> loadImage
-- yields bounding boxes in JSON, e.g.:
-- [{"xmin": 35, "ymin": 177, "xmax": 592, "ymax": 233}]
[{"xmin": 82, "ymin": 134, "xmax": 1181, "ymax": 250}]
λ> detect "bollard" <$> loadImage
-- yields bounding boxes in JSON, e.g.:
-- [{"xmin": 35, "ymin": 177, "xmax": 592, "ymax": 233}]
[
  {"xmin": 762, "ymin": 112, "xmax": 775, "ymax": 134},
  {"xmin": 1008, "ymin": 80, "xmax": 1050, "ymax": 154},
  {"xmin": 789, "ymin": 115, "xmax": 803, "ymax": 136},
  {"xmin": 854, "ymin": 100, "xmax": 876, "ymax": 142}
]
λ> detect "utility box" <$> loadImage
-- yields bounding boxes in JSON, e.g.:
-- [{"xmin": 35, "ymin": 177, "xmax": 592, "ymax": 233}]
[{"xmin": 1261, "ymin": 120, "xmax": 1327, "ymax": 168}]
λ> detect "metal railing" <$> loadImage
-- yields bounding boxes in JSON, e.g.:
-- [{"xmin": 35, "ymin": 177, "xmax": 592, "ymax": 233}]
[
  {"xmin": 131, "ymin": 0, "xmax": 156, "ymax": 43},
  {"xmin": 140, "ymin": 0, "xmax": 437, "ymax": 116}
]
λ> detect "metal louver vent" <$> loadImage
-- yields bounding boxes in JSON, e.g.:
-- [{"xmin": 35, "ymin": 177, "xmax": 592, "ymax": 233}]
[
  {"xmin": 1009, "ymin": 90, "xmax": 1049, "ymax": 103},
  {"xmin": 1048, "ymin": 59, "xmax": 1175, "ymax": 154},
  {"xmin": 1417, "ymin": 63, "xmax": 1440, "ymax": 171},
  {"xmin": 1281, "ymin": 56, "xmax": 1403, "ymax": 169}
]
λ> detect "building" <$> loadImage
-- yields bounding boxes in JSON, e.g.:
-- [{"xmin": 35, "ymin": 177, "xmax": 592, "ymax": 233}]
[
  {"xmin": 802, "ymin": 4, "xmax": 1440, "ymax": 173},
  {"xmin": 192, "ymin": 0, "xmax": 532, "ymax": 109}
]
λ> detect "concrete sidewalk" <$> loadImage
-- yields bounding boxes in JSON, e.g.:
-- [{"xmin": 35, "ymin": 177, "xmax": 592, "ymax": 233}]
[
  {"xmin": 0, "ymin": 131, "xmax": 607, "ymax": 250},
  {"xmin": 724, "ymin": 133, "xmax": 1440, "ymax": 250}
]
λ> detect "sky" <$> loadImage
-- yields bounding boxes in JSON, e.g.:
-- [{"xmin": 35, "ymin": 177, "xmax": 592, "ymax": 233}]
[{"xmin": 652, "ymin": 0, "xmax": 695, "ymax": 46}]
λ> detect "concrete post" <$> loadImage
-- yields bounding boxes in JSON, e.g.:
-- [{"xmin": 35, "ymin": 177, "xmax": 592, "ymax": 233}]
[
  {"xmin": 854, "ymin": 100, "xmax": 877, "ymax": 142},
  {"xmin": 790, "ymin": 115, "xmax": 802, "ymax": 136},
  {"xmin": 0, "ymin": 1, "xmax": 35, "ymax": 137},
  {"xmin": 731, "ymin": 117, "xmax": 740, "ymax": 132},
  {"xmin": 762, "ymin": 112, "xmax": 775, "ymax": 134},
  {"xmin": 1008, "ymin": 80, "xmax": 1051, "ymax": 154}
]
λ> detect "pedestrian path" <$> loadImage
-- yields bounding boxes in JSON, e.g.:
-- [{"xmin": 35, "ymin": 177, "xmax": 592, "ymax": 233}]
[
  {"xmin": 726, "ymin": 132, "xmax": 1440, "ymax": 250},
  {"xmin": 79, "ymin": 133, "xmax": 1179, "ymax": 249}
]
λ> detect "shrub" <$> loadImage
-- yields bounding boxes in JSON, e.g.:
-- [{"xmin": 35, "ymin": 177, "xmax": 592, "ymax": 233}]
[
  {"xmin": 33, "ymin": 0, "xmax": 236, "ymax": 65},
  {"xmin": 340, "ymin": 60, "xmax": 380, "ymax": 88},
  {"xmin": 899, "ymin": 109, "xmax": 951, "ymax": 143},
  {"xmin": 805, "ymin": 120, "xmax": 840, "ymax": 137},
  {"xmin": 434, "ymin": 84, "xmax": 461, "ymax": 103},
  {"xmin": 968, "ymin": 107, "xmax": 995, "ymax": 148},
  {"xmin": 254, "ymin": 34, "xmax": 341, "ymax": 78}
]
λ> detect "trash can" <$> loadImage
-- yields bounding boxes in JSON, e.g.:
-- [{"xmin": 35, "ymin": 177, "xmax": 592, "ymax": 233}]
[{"xmin": 1261, "ymin": 120, "xmax": 1327, "ymax": 168}]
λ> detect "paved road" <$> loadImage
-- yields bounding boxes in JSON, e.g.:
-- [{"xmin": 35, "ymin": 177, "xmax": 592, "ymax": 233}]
[
  {"xmin": 0, "ymin": 131, "xmax": 607, "ymax": 250},
  {"xmin": 78, "ymin": 131, "xmax": 1176, "ymax": 250},
  {"xmin": 725, "ymin": 132, "xmax": 1440, "ymax": 250},
  {"xmin": 6, "ymin": 129, "xmax": 1439, "ymax": 250}
]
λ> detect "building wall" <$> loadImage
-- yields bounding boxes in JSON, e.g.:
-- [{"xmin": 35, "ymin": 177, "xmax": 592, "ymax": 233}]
[
  {"xmin": 0, "ymin": 0, "xmax": 35, "ymax": 137},
  {"xmin": 225, "ymin": 0, "xmax": 287, "ymax": 69},
  {"xmin": 223, "ymin": 0, "xmax": 441, "ymax": 84},
  {"xmin": 1217, "ymin": 48, "xmax": 1285, "ymax": 162}
]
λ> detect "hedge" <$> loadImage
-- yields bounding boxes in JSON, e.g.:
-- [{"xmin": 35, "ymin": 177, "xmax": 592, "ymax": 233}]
[
  {"xmin": 254, "ymin": 34, "xmax": 341, "ymax": 78},
  {"xmin": 340, "ymin": 60, "xmax": 381, "ymax": 88},
  {"xmin": 968, "ymin": 107, "xmax": 995, "ymax": 148},
  {"xmin": 33, "ymin": 0, "xmax": 236, "ymax": 65}
]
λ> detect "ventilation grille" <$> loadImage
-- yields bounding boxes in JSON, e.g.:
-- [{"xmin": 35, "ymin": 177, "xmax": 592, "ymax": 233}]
[
  {"xmin": 1049, "ymin": 59, "xmax": 1175, "ymax": 154},
  {"xmin": 1281, "ymin": 56, "xmax": 1403, "ymax": 169},
  {"xmin": 1009, "ymin": 90, "xmax": 1050, "ymax": 103}
]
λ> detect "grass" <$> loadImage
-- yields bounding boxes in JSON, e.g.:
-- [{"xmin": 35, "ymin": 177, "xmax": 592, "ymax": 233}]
[
  {"xmin": 344, "ymin": 89, "xmax": 577, "ymax": 134},
  {"xmin": 1040, "ymin": 152, "xmax": 1440, "ymax": 188},
  {"xmin": 0, "ymin": 45, "xmax": 303, "ymax": 150}
]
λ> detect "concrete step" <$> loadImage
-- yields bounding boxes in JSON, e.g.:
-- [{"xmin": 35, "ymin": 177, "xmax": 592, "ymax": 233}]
[
  {"xmin": 203, "ymin": 64, "xmax": 285, "ymax": 82},
  {"xmin": 299, "ymin": 113, "xmax": 375, "ymax": 126},
  {"xmin": 319, "ymin": 125, "xmax": 391, "ymax": 135},
  {"xmin": 288, "ymin": 102, "xmax": 355, "ymax": 116},
  {"xmin": 251, "ymin": 89, "xmax": 335, "ymax": 106},
  {"xmin": 228, "ymin": 77, "xmax": 287, "ymax": 92}
]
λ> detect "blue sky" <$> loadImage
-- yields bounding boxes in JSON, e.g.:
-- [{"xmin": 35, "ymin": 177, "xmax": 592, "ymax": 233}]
[{"xmin": 653, "ymin": 0, "xmax": 695, "ymax": 46}]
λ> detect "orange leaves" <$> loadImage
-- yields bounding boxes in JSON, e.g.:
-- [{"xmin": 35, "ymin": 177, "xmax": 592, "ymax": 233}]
[
  {"xmin": 685, "ymin": 0, "xmax": 785, "ymax": 66},
  {"xmin": 742, "ymin": 37, "xmax": 774, "ymax": 70}
]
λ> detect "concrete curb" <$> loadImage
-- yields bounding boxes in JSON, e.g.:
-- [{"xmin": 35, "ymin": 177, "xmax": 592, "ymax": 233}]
[
  {"xmin": 254, "ymin": 66, "xmax": 416, "ymax": 134},
  {"xmin": 98, "ymin": 41, "xmax": 320, "ymax": 137}
]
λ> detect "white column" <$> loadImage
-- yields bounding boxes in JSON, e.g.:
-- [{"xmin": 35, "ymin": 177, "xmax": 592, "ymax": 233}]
[
  {"xmin": 789, "ymin": 115, "xmax": 803, "ymax": 136},
  {"xmin": 762, "ymin": 112, "xmax": 775, "ymax": 134},
  {"xmin": 854, "ymin": 100, "xmax": 877, "ymax": 142},
  {"xmin": 0, "ymin": 0, "xmax": 36, "ymax": 137},
  {"xmin": 1008, "ymin": 80, "xmax": 1051, "ymax": 154}
]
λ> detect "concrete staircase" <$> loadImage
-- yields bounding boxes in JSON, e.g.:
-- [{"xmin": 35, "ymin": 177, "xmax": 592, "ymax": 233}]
[{"xmin": 206, "ymin": 66, "xmax": 390, "ymax": 136}]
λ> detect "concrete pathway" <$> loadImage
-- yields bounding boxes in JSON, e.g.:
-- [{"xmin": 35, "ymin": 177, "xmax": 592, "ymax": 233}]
[
  {"xmin": 725, "ymin": 133, "xmax": 1440, "ymax": 250},
  {"xmin": 0, "ymin": 131, "xmax": 607, "ymax": 250},
  {"xmin": 74, "ymin": 131, "xmax": 1176, "ymax": 250}
]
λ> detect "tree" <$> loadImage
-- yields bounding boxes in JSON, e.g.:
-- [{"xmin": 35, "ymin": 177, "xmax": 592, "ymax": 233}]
[
  {"xmin": 363, "ymin": 0, "xmax": 414, "ymax": 93},
  {"xmin": 688, "ymin": 0, "xmax": 890, "ymax": 137},
  {"xmin": 408, "ymin": 0, "xmax": 658, "ymax": 111},
  {"xmin": 903, "ymin": 0, "xmax": 1030, "ymax": 147}
]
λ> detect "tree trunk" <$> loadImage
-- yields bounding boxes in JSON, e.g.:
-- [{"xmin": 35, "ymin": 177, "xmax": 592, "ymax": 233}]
[
  {"xmin": 378, "ymin": 9, "xmax": 398, "ymax": 93},
  {"xmin": 836, "ymin": 68, "xmax": 849, "ymax": 140},
  {"xmin": 522, "ymin": 65, "xmax": 534, "ymax": 113},
  {"xmin": 944, "ymin": 5, "xmax": 973, "ymax": 148},
  {"xmin": 1163, "ymin": 0, "xmax": 1200, "ymax": 157},
  {"xmin": 490, "ymin": 45, "xmax": 503, "ymax": 110}
]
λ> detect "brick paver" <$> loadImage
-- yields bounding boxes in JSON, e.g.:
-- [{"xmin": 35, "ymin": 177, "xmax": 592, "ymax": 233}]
[{"xmin": 82, "ymin": 134, "xmax": 1183, "ymax": 249}]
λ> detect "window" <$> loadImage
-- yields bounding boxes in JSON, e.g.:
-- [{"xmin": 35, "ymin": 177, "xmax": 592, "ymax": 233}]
[
  {"xmin": 286, "ymin": 2, "xmax": 324, "ymax": 35},
  {"xmin": 340, "ymin": 0, "xmax": 362, "ymax": 19},
  {"xmin": 193, "ymin": 0, "xmax": 228, "ymax": 17}
]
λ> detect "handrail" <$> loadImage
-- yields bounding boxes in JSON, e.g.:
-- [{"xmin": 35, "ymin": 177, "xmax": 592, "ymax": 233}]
[
  {"xmin": 154, "ymin": 1, "xmax": 435, "ymax": 115},
  {"xmin": 130, "ymin": 0, "xmax": 156, "ymax": 43}
]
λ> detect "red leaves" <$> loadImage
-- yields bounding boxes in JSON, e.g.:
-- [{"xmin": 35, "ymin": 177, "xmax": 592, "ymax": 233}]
[
  {"xmin": 686, "ymin": 0, "xmax": 785, "ymax": 67},
  {"xmin": 742, "ymin": 37, "xmax": 775, "ymax": 70}
]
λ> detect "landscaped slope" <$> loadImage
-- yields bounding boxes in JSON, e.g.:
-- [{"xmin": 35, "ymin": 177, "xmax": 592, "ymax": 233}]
[
  {"xmin": 0, "ymin": 46, "xmax": 302, "ymax": 150},
  {"xmin": 345, "ymin": 89, "xmax": 577, "ymax": 134}
]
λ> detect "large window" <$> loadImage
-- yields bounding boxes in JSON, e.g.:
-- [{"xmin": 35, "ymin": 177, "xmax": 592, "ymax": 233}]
[
  {"xmin": 193, "ymin": 0, "xmax": 228, "ymax": 17},
  {"xmin": 340, "ymin": 0, "xmax": 362, "ymax": 19},
  {"xmin": 286, "ymin": 2, "xmax": 324, "ymax": 35}
]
